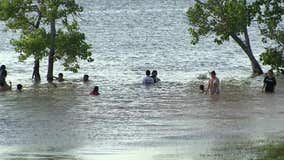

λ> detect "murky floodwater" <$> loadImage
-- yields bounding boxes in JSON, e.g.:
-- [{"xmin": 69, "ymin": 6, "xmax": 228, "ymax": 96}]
[{"xmin": 0, "ymin": 0, "xmax": 284, "ymax": 159}]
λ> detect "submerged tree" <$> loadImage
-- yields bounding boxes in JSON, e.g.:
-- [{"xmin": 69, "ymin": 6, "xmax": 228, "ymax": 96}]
[
  {"xmin": 187, "ymin": 0, "xmax": 263, "ymax": 75},
  {"xmin": 253, "ymin": 0, "xmax": 284, "ymax": 72},
  {"xmin": 0, "ymin": 0, "xmax": 93, "ymax": 82},
  {"xmin": 0, "ymin": 0, "xmax": 44, "ymax": 82}
]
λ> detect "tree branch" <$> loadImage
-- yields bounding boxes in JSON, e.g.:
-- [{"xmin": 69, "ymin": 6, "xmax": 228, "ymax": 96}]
[{"xmin": 230, "ymin": 33, "xmax": 248, "ymax": 53}]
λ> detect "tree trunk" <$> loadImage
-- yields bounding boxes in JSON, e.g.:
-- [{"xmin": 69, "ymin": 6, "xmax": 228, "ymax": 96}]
[
  {"xmin": 230, "ymin": 32, "xmax": 263, "ymax": 75},
  {"xmin": 243, "ymin": 27, "xmax": 263, "ymax": 75},
  {"xmin": 47, "ymin": 19, "xmax": 56, "ymax": 82},
  {"xmin": 32, "ymin": 59, "xmax": 41, "ymax": 82},
  {"xmin": 32, "ymin": 2, "xmax": 42, "ymax": 83}
]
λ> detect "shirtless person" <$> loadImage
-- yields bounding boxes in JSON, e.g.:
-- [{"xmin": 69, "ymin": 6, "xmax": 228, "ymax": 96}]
[{"xmin": 206, "ymin": 71, "xmax": 220, "ymax": 95}]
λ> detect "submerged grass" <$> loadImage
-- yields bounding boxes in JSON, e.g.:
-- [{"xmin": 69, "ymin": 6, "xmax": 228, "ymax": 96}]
[
  {"xmin": 256, "ymin": 143, "xmax": 284, "ymax": 160},
  {"xmin": 199, "ymin": 140, "xmax": 284, "ymax": 160}
]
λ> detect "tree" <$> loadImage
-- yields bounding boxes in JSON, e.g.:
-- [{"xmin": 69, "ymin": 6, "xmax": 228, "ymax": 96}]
[
  {"xmin": 187, "ymin": 0, "xmax": 263, "ymax": 75},
  {"xmin": 253, "ymin": 0, "xmax": 284, "ymax": 72},
  {"xmin": 0, "ymin": 0, "xmax": 44, "ymax": 82},
  {"xmin": 0, "ymin": 0, "xmax": 93, "ymax": 82}
]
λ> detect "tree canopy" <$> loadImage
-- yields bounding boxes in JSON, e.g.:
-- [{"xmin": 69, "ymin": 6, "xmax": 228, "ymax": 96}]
[
  {"xmin": 187, "ymin": 0, "xmax": 263, "ymax": 74},
  {"xmin": 253, "ymin": 0, "xmax": 284, "ymax": 71},
  {"xmin": 0, "ymin": 0, "xmax": 94, "ymax": 82}
]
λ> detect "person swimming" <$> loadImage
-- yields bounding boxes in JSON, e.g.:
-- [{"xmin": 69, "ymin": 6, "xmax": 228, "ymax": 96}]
[
  {"xmin": 90, "ymin": 86, "xmax": 100, "ymax": 96},
  {"xmin": 83, "ymin": 74, "xmax": 89, "ymax": 82},
  {"xmin": 16, "ymin": 84, "xmax": 23, "ymax": 92},
  {"xmin": 54, "ymin": 73, "xmax": 65, "ymax": 82},
  {"xmin": 57, "ymin": 73, "xmax": 64, "ymax": 82},
  {"xmin": 199, "ymin": 84, "xmax": 205, "ymax": 93}
]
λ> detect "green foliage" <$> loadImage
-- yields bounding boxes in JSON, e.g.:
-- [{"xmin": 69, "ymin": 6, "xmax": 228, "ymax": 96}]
[
  {"xmin": 256, "ymin": 143, "xmax": 284, "ymax": 160},
  {"xmin": 0, "ymin": 0, "xmax": 94, "ymax": 78},
  {"xmin": 187, "ymin": 0, "xmax": 264, "ymax": 74},
  {"xmin": 260, "ymin": 48, "xmax": 284, "ymax": 71},
  {"xmin": 11, "ymin": 28, "xmax": 48, "ymax": 61},
  {"xmin": 0, "ymin": 0, "xmax": 36, "ymax": 30},
  {"xmin": 252, "ymin": 0, "xmax": 284, "ymax": 71},
  {"xmin": 56, "ymin": 22, "xmax": 93, "ymax": 73},
  {"xmin": 187, "ymin": 0, "xmax": 251, "ymax": 45},
  {"xmin": 253, "ymin": 0, "xmax": 284, "ymax": 37}
]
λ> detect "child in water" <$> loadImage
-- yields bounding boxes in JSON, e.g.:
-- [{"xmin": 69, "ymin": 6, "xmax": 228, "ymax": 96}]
[
  {"xmin": 90, "ymin": 86, "xmax": 100, "ymax": 96},
  {"xmin": 199, "ymin": 84, "xmax": 205, "ymax": 94},
  {"xmin": 17, "ymin": 84, "xmax": 23, "ymax": 92}
]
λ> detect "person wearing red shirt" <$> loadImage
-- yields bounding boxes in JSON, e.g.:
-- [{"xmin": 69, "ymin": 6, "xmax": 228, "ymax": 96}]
[{"xmin": 90, "ymin": 86, "xmax": 100, "ymax": 96}]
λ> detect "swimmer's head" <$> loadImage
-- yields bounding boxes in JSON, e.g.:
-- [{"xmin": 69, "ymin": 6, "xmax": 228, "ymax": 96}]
[
  {"xmin": 199, "ymin": 85, "xmax": 204, "ymax": 91},
  {"xmin": 146, "ymin": 70, "xmax": 151, "ymax": 76},
  {"xmin": 17, "ymin": 84, "xmax": 23, "ymax": 91},
  {"xmin": 83, "ymin": 74, "xmax": 89, "ymax": 82},
  {"xmin": 94, "ymin": 86, "xmax": 99, "ymax": 92}
]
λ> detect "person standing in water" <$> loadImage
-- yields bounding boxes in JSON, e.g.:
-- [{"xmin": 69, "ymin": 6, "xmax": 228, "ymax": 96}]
[
  {"xmin": 263, "ymin": 70, "xmax": 277, "ymax": 93},
  {"xmin": 143, "ymin": 70, "xmax": 154, "ymax": 85},
  {"xmin": 151, "ymin": 70, "xmax": 160, "ymax": 83},
  {"xmin": 0, "ymin": 81, "xmax": 11, "ymax": 92},
  {"xmin": 206, "ymin": 71, "xmax": 220, "ymax": 95},
  {"xmin": 0, "ymin": 65, "xmax": 7, "ymax": 85}
]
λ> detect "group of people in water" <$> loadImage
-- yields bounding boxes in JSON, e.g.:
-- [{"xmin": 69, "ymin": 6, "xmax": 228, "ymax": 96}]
[
  {"xmin": 142, "ymin": 69, "xmax": 221, "ymax": 95},
  {"xmin": 54, "ymin": 73, "xmax": 100, "ymax": 96},
  {"xmin": 142, "ymin": 70, "xmax": 161, "ymax": 84},
  {"xmin": 0, "ymin": 63, "xmax": 279, "ymax": 96},
  {"xmin": 0, "ymin": 64, "xmax": 100, "ymax": 96},
  {"xmin": 0, "ymin": 65, "xmax": 23, "ymax": 92},
  {"xmin": 198, "ymin": 70, "xmax": 277, "ymax": 95},
  {"xmin": 53, "ymin": 73, "xmax": 100, "ymax": 96},
  {"xmin": 199, "ymin": 70, "xmax": 220, "ymax": 95},
  {"xmin": 142, "ymin": 69, "xmax": 223, "ymax": 95}
]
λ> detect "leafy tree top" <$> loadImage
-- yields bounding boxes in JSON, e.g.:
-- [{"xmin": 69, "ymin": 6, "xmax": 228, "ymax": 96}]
[
  {"xmin": 0, "ymin": 0, "xmax": 94, "ymax": 73},
  {"xmin": 187, "ymin": 0, "xmax": 254, "ymax": 45}
]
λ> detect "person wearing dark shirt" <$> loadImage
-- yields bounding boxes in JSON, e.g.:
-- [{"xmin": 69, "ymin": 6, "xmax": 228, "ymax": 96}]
[
  {"xmin": 263, "ymin": 70, "xmax": 277, "ymax": 93},
  {"xmin": 151, "ymin": 70, "xmax": 160, "ymax": 83},
  {"xmin": 17, "ymin": 84, "xmax": 23, "ymax": 92},
  {"xmin": 0, "ymin": 65, "xmax": 7, "ymax": 85},
  {"xmin": 83, "ymin": 74, "xmax": 89, "ymax": 82},
  {"xmin": 0, "ymin": 81, "xmax": 11, "ymax": 92},
  {"xmin": 199, "ymin": 84, "xmax": 205, "ymax": 94}
]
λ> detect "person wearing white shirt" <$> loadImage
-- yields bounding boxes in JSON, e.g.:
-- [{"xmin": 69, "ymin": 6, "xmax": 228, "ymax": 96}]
[{"xmin": 143, "ymin": 70, "xmax": 154, "ymax": 85}]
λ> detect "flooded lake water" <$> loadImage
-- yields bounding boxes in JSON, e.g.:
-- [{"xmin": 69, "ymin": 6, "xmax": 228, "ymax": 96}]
[{"xmin": 0, "ymin": 0, "xmax": 284, "ymax": 159}]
